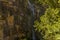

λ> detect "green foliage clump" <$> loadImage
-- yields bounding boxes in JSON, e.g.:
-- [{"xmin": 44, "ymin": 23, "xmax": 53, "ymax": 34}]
[
  {"xmin": 34, "ymin": 0, "xmax": 60, "ymax": 40},
  {"xmin": 34, "ymin": 7, "xmax": 60, "ymax": 40},
  {"xmin": 38, "ymin": 0, "xmax": 60, "ymax": 8}
]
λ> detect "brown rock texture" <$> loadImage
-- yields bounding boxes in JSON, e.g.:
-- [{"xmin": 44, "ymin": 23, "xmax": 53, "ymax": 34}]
[{"xmin": 0, "ymin": 0, "xmax": 45, "ymax": 40}]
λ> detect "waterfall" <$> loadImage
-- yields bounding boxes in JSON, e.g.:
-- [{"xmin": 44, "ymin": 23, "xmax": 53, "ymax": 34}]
[
  {"xmin": 28, "ymin": 0, "xmax": 36, "ymax": 40},
  {"xmin": 28, "ymin": 0, "xmax": 35, "ymax": 15}
]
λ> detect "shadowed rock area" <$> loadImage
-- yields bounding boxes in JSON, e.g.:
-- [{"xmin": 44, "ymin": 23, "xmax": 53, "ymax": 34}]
[{"xmin": 0, "ymin": 0, "xmax": 46, "ymax": 40}]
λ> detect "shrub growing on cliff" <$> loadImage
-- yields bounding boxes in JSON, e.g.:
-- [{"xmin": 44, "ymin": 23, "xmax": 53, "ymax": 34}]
[
  {"xmin": 34, "ymin": 0, "xmax": 60, "ymax": 40},
  {"xmin": 34, "ymin": 7, "xmax": 60, "ymax": 40}
]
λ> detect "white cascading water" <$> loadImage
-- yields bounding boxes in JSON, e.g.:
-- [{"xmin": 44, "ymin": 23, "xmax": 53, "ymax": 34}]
[{"xmin": 28, "ymin": 0, "xmax": 36, "ymax": 40}]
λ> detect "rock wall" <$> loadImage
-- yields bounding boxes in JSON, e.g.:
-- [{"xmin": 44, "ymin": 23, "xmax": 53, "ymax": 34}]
[{"xmin": 0, "ymin": 0, "xmax": 46, "ymax": 40}]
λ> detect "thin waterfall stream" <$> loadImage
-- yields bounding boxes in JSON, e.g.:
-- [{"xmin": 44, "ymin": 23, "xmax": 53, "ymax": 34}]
[{"xmin": 28, "ymin": 0, "xmax": 36, "ymax": 40}]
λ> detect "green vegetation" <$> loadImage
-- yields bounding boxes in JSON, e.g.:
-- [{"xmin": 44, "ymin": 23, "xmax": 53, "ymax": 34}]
[{"xmin": 34, "ymin": 0, "xmax": 60, "ymax": 40}]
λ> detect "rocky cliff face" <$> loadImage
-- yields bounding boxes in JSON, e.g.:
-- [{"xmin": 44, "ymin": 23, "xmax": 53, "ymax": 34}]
[{"xmin": 0, "ymin": 0, "xmax": 46, "ymax": 40}]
